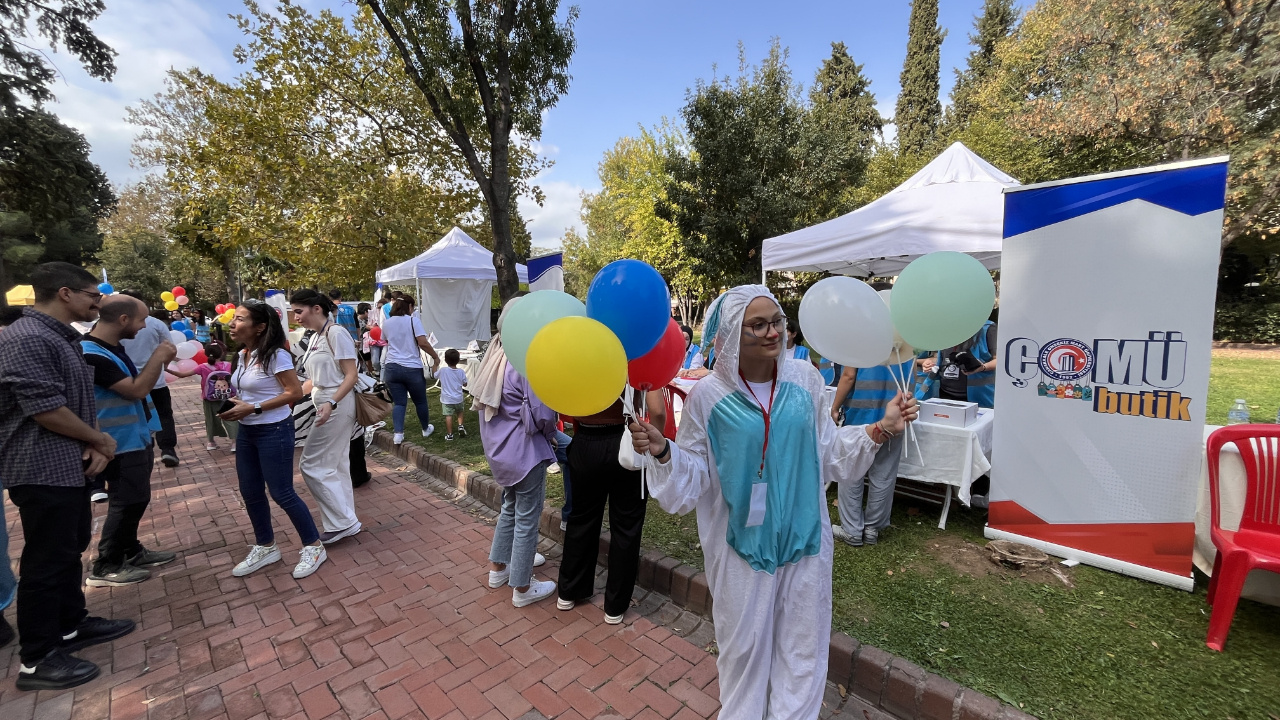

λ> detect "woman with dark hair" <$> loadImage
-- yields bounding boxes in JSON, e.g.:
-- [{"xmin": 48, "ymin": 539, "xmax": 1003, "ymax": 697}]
[
  {"xmin": 191, "ymin": 308, "xmax": 211, "ymax": 344},
  {"xmin": 679, "ymin": 324, "xmax": 702, "ymax": 370},
  {"xmin": 381, "ymin": 295, "xmax": 440, "ymax": 445},
  {"xmin": 786, "ymin": 319, "xmax": 811, "ymax": 362},
  {"xmin": 218, "ymin": 302, "xmax": 324, "ymax": 578},
  {"xmin": 289, "ymin": 289, "xmax": 362, "ymax": 545}
]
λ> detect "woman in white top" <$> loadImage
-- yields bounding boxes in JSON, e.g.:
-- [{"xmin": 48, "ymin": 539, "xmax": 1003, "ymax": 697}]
[
  {"xmin": 290, "ymin": 289, "xmax": 362, "ymax": 545},
  {"xmin": 380, "ymin": 295, "xmax": 441, "ymax": 445},
  {"xmin": 218, "ymin": 302, "xmax": 326, "ymax": 579}
]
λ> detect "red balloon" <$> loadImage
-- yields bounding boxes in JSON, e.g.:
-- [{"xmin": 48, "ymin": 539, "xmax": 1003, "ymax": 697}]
[
  {"xmin": 172, "ymin": 286, "xmax": 186, "ymax": 297},
  {"xmin": 369, "ymin": 326, "xmax": 382, "ymax": 341},
  {"xmin": 192, "ymin": 350, "xmax": 208, "ymax": 365},
  {"xmin": 628, "ymin": 319, "xmax": 684, "ymax": 391},
  {"xmin": 215, "ymin": 304, "xmax": 226, "ymax": 314},
  {"xmin": 226, "ymin": 303, "xmax": 236, "ymax": 310}
]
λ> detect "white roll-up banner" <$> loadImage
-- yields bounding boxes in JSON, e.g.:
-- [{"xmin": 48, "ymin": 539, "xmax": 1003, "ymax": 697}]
[{"xmin": 987, "ymin": 157, "xmax": 1229, "ymax": 590}]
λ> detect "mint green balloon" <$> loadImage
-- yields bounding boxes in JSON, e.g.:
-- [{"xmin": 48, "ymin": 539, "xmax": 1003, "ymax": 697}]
[
  {"xmin": 890, "ymin": 252, "xmax": 996, "ymax": 351},
  {"xmin": 503, "ymin": 290, "xmax": 587, "ymax": 375}
]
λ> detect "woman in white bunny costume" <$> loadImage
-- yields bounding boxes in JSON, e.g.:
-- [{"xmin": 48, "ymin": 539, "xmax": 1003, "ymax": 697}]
[{"xmin": 628, "ymin": 285, "xmax": 918, "ymax": 719}]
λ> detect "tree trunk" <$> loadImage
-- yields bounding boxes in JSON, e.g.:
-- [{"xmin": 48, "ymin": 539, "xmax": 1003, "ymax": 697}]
[
  {"xmin": 489, "ymin": 139, "xmax": 520, "ymax": 305},
  {"xmin": 221, "ymin": 252, "xmax": 237, "ymax": 302}
]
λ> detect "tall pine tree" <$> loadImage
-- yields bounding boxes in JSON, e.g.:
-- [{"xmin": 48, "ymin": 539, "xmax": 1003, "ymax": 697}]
[
  {"xmin": 948, "ymin": 0, "xmax": 1017, "ymax": 128},
  {"xmin": 894, "ymin": 0, "xmax": 945, "ymax": 155}
]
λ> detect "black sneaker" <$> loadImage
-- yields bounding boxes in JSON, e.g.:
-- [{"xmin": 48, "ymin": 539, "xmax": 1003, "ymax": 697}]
[
  {"xmin": 60, "ymin": 616, "xmax": 136, "ymax": 653},
  {"xmin": 126, "ymin": 547, "xmax": 177, "ymax": 567},
  {"xmin": 457, "ymin": 425, "xmax": 467, "ymax": 437},
  {"xmin": 0, "ymin": 616, "xmax": 14, "ymax": 648},
  {"xmin": 160, "ymin": 454, "xmax": 179, "ymax": 468},
  {"xmin": 85, "ymin": 564, "xmax": 150, "ymax": 587},
  {"xmin": 15, "ymin": 648, "xmax": 99, "ymax": 691}
]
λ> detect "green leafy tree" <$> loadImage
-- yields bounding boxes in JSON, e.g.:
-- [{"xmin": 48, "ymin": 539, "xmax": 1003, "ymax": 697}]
[
  {"xmin": 894, "ymin": 0, "xmax": 945, "ymax": 155},
  {"xmin": 946, "ymin": 0, "xmax": 1017, "ymax": 129},
  {"xmin": 0, "ymin": 0, "xmax": 115, "ymax": 110},
  {"xmin": 662, "ymin": 42, "xmax": 806, "ymax": 287},
  {"xmin": 359, "ymin": 0, "xmax": 578, "ymax": 303},
  {"xmin": 0, "ymin": 108, "xmax": 114, "ymax": 299}
]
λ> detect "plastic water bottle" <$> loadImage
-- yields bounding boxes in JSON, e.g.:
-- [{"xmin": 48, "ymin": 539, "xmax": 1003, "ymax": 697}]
[{"xmin": 1227, "ymin": 399, "xmax": 1250, "ymax": 425}]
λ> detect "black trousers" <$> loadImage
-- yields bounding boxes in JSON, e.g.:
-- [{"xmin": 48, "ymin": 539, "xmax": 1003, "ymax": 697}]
[
  {"xmin": 557, "ymin": 424, "xmax": 648, "ymax": 616},
  {"xmin": 149, "ymin": 387, "xmax": 178, "ymax": 457},
  {"xmin": 8, "ymin": 484, "xmax": 91, "ymax": 665},
  {"xmin": 96, "ymin": 446, "xmax": 154, "ymax": 569},
  {"xmin": 350, "ymin": 435, "xmax": 371, "ymax": 488}
]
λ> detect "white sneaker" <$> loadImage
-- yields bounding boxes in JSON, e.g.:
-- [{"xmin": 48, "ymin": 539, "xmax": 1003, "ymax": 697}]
[
  {"xmin": 90, "ymin": 491, "xmax": 108, "ymax": 504},
  {"xmin": 513, "ymin": 579, "xmax": 556, "ymax": 608},
  {"xmin": 232, "ymin": 544, "xmax": 281, "ymax": 577},
  {"xmin": 421, "ymin": 424, "xmax": 435, "ymax": 439},
  {"xmin": 393, "ymin": 432, "xmax": 404, "ymax": 445},
  {"xmin": 292, "ymin": 545, "xmax": 327, "ymax": 578},
  {"xmin": 320, "ymin": 521, "xmax": 362, "ymax": 545},
  {"xmin": 557, "ymin": 598, "xmax": 575, "ymax": 611},
  {"xmin": 832, "ymin": 524, "xmax": 863, "ymax": 548},
  {"xmin": 604, "ymin": 612, "xmax": 625, "ymax": 625},
  {"xmin": 488, "ymin": 553, "xmax": 546, "ymax": 588},
  {"xmin": 547, "ymin": 462, "xmax": 561, "ymax": 474}
]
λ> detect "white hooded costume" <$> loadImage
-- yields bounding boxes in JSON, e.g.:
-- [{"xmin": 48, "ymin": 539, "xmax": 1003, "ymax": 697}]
[{"xmin": 644, "ymin": 285, "xmax": 881, "ymax": 720}]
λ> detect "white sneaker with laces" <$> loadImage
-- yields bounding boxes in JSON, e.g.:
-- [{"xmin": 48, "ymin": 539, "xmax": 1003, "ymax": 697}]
[
  {"xmin": 421, "ymin": 424, "xmax": 435, "ymax": 438},
  {"xmin": 393, "ymin": 432, "xmax": 404, "ymax": 445},
  {"xmin": 487, "ymin": 553, "xmax": 546, "ymax": 588},
  {"xmin": 232, "ymin": 545, "xmax": 281, "ymax": 577},
  {"xmin": 534, "ymin": 552, "xmax": 546, "ymax": 567},
  {"xmin": 604, "ymin": 612, "xmax": 625, "ymax": 625},
  {"xmin": 556, "ymin": 598, "xmax": 575, "ymax": 611},
  {"xmin": 292, "ymin": 545, "xmax": 327, "ymax": 578},
  {"xmin": 513, "ymin": 579, "xmax": 556, "ymax": 608}
]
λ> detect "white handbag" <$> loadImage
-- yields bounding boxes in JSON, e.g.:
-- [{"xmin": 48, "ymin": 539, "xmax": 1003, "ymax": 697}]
[{"xmin": 618, "ymin": 386, "xmax": 642, "ymax": 471}]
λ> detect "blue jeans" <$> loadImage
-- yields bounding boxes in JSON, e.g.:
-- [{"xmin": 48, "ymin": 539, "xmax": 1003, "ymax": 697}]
[
  {"xmin": 235, "ymin": 418, "xmax": 319, "ymax": 546},
  {"xmin": 488, "ymin": 462, "xmax": 547, "ymax": 589},
  {"xmin": 384, "ymin": 363, "xmax": 431, "ymax": 434},
  {"xmin": 0, "ymin": 496, "xmax": 15, "ymax": 611},
  {"xmin": 554, "ymin": 430, "xmax": 572, "ymax": 521}
]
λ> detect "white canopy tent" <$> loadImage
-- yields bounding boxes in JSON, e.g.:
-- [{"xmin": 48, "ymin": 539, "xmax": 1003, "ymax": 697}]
[
  {"xmin": 762, "ymin": 142, "xmax": 1019, "ymax": 278},
  {"xmin": 375, "ymin": 227, "xmax": 528, "ymax": 349}
]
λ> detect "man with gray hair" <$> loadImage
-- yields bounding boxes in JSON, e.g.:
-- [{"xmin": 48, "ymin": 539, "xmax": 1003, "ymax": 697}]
[{"xmin": 81, "ymin": 295, "xmax": 178, "ymax": 587}]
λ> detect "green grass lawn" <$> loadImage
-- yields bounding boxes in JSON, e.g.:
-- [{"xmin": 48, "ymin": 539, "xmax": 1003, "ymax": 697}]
[{"xmin": 398, "ymin": 353, "xmax": 1280, "ymax": 720}]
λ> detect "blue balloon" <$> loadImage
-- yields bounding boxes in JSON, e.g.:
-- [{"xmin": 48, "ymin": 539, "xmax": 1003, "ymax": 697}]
[
  {"xmin": 183, "ymin": 329, "xmax": 195, "ymax": 340},
  {"xmin": 97, "ymin": 283, "xmax": 113, "ymax": 294},
  {"xmin": 586, "ymin": 259, "xmax": 670, "ymax": 360},
  {"xmin": 171, "ymin": 320, "xmax": 188, "ymax": 331}
]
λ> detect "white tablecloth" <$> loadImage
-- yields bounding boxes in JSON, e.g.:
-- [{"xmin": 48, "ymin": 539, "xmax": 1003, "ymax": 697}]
[
  {"xmin": 897, "ymin": 408, "xmax": 995, "ymax": 507},
  {"xmin": 1194, "ymin": 425, "xmax": 1280, "ymax": 606}
]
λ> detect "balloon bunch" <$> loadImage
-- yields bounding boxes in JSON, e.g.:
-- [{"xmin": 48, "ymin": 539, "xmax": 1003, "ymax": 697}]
[
  {"xmin": 97, "ymin": 282, "xmax": 114, "ymax": 295},
  {"xmin": 799, "ymin": 251, "xmax": 997, "ymax": 459},
  {"xmin": 504, "ymin": 259, "xmax": 676, "ymax": 417},
  {"xmin": 213, "ymin": 303, "xmax": 236, "ymax": 324},
  {"xmin": 161, "ymin": 286, "xmax": 189, "ymax": 311},
  {"xmin": 166, "ymin": 318, "xmax": 207, "ymax": 375}
]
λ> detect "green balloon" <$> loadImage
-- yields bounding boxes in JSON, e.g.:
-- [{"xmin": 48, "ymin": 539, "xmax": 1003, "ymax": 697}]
[
  {"xmin": 890, "ymin": 252, "xmax": 996, "ymax": 351},
  {"xmin": 502, "ymin": 290, "xmax": 587, "ymax": 375}
]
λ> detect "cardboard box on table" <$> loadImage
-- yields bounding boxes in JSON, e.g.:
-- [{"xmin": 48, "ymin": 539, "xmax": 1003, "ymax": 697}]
[{"xmin": 919, "ymin": 399, "xmax": 979, "ymax": 427}]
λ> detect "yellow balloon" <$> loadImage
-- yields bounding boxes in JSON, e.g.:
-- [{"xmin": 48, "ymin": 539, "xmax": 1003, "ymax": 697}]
[
  {"xmin": 160, "ymin": 291, "xmax": 175, "ymax": 302},
  {"xmin": 526, "ymin": 316, "xmax": 627, "ymax": 417},
  {"xmin": 164, "ymin": 300, "xmax": 179, "ymax": 311}
]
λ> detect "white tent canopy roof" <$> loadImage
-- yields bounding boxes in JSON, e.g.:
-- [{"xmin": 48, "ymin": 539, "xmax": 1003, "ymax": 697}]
[
  {"xmin": 375, "ymin": 226, "xmax": 529, "ymax": 283},
  {"xmin": 762, "ymin": 142, "xmax": 1019, "ymax": 277}
]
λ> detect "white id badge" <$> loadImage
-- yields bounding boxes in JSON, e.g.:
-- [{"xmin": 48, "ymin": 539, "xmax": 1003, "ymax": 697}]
[{"xmin": 746, "ymin": 482, "xmax": 768, "ymax": 527}]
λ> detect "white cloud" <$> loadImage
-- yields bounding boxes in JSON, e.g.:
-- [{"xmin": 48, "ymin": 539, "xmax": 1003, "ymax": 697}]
[
  {"xmin": 38, "ymin": 0, "xmax": 238, "ymax": 186},
  {"xmin": 519, "ymin": 179, "xmax": 589, "ymax": 250}
]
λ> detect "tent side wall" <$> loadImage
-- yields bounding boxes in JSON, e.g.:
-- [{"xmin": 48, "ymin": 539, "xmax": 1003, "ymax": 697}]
[{"xmin": 416, "ymin": 277, "xmax": 494, "ymax": 349}]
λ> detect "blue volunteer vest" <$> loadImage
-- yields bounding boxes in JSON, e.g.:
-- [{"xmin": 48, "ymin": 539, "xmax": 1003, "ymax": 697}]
[
  {"xmin": 82, "ymin": 340, "xmax": 160, "ymax": 453},
  {"xmin": 843, "ymin": 360, "xmax": 914, "ymax": 426},
  {"xmin": 913, "ymin": 321, "xmax": 996, "ymax": 407},
  {"xmin": 706, "ymin": 382, "xmax": 822, "ymax": 574}
]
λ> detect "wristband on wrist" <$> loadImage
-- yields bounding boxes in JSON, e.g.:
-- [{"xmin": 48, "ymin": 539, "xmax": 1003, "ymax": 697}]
[{"xmin": 655, "ymin": 439, "xmax": 671, "ymax": 460}]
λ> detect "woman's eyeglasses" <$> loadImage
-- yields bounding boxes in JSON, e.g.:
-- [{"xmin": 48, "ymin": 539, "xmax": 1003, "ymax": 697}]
[{"xmin": 742, "ymin": 317, "xmax": 786, "ymax": 338}]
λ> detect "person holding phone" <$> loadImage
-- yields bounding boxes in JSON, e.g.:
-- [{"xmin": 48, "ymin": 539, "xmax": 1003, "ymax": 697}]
[
  {"xmin": 918, "ymin": 320, "xmax": 998, "ymax": 407},
  {"xmin": 218, "ymin": 302, "xmax": 325, "ymax": 579}
]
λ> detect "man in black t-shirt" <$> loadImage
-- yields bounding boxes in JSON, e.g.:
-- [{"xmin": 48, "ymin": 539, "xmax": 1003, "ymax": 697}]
[
  {"xmin": 929, "ymin": 321, "xmax": 998, "ymax": 404},
  {"xmin": 82, "ymin": 297, "xmax": 178, "ymax": 587}
]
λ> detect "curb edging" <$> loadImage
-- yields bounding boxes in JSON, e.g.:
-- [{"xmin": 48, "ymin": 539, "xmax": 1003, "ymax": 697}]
[{"xmin": 373, "ymin": 430, "xmax": 1037, "ymax": 720}]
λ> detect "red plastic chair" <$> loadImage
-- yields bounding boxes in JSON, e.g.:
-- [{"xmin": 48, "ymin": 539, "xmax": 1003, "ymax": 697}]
[
  {"xmin": 1204, "ymin": 424, "xmax": 1280, "ymax": 651},
  {"xmin": 661, "ymin": 385, "xmax": 687, "ymax": 440}
]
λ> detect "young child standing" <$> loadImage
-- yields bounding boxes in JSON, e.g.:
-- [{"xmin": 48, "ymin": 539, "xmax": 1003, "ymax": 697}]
[
  {"xmin": 435, "ymin": 348, "xmax": 468, "ymax": 440},
  {"xmin": 172, "ymin": 343, "xmax": 239, "ymax": 450}
]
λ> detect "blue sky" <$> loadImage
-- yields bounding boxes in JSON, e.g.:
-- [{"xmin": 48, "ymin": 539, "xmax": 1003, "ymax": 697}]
[{"xmin": 39, "ymin": 0, "xmax": 1009, "ymax": 248}]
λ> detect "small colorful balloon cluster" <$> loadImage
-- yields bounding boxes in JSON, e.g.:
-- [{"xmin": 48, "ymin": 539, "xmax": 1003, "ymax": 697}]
[
  {"xmin": 161, "ymin": 286, "xmax": 189, "ymax": 311},
  {"xmin": 213, "ymin": 303, "xmax": 236, "ymax": 324},
  {"xmin": 504, "ymin": 259, "xmax": 680, "ymax": 417},
  {"xmin": 166, "ymin": 318, "xmax": 208, "ymax": 375}
]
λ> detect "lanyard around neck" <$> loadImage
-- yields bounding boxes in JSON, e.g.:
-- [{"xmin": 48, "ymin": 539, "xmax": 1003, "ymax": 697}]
[{"xmin": 739, "ymin": 365, "xmax": 778, "ymax": 479}]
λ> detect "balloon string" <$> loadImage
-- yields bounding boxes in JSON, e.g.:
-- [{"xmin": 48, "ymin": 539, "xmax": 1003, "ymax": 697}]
[{"xmin": 893, "ymin": 346, "xmax": 925, "ymax": 463}]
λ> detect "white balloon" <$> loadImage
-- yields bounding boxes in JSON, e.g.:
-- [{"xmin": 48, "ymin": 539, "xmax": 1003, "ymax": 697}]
[
  {"xmin": 877, "ymin": 289, "xmax": 916, "ymax": 364},
  {"xmin": 799, "ymin": 277, "xmax": 894, "ymax": 368},
  {"xmin": 168, "ymin": 330, "xmax": 186, "ymax": 345},
  {"xmin": 175, "ymin": 340, "xmax": 200, "ymax": 360}
]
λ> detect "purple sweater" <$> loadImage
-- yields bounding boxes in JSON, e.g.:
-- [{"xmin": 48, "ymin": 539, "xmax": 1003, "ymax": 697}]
[{"xmin": 478, "ymin": 363, "xmax": 557, "ymax": 486}]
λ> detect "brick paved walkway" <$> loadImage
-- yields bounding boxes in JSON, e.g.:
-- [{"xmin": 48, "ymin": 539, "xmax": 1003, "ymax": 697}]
[{"xmin": 0, "ymin": 381, "xmax": 722, "ymax": 720}]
